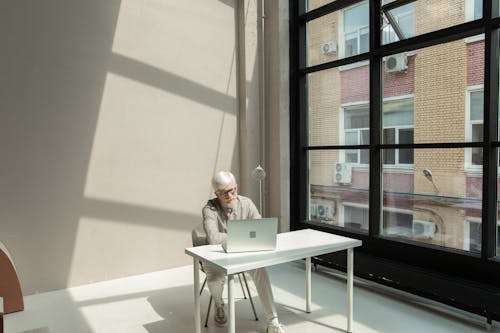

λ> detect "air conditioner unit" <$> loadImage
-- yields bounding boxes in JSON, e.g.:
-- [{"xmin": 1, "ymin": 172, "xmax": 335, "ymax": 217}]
[
  {"xmin": 384, "ymin": 53, "xmax": 408, "ymax": 73},
  {"xmin": 322, "ymin": 41, "xmax": 337, "ymax": 55},
  {"xmin": 412, "ymin": 220, "xmax": 436, "ymax": 239},
  {"xmin": 317, "ymin": 203, "xmax": 333, "ymax": 220},
  {"xmin": 334, "ymin": 163, "xmax": 352, "ymax": 184}
]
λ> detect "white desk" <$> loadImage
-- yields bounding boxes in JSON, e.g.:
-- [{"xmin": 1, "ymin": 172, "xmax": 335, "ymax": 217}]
[{"xmin": 185, "ymin": 228, "xmax": 362, "ymax": 333}]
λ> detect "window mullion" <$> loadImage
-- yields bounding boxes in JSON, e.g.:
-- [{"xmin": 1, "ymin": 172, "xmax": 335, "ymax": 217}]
[
  {"xmin": 369, "ymin": 0, "xmax": 382, "ymax": 237},
  {"xmin": 482, "ymin": 2, "xmax": 499, "ymax": 258}
]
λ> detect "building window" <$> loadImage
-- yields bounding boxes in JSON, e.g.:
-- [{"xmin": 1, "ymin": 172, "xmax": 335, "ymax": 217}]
[
  {"xmin": 342, "ymin": 203, "xmax": 418, "ymax": 237},
  {"xmin": 468, "ymin": 89, "xmax": 484, "ymax": 166},
  {"xmin": 382, "ymin": 0, "xmax": 415, "ymax": 44},
  {"xmin": 467, "ymin": 88, "xmax": 500, "ymax": 168},
  {"xmin": 343, "ymin": 2, "xmax": 369, "ymax": 57},
  {"xmin": 383, "ymin": 209, "xmax": 413, "ymax": 237},
  {"xmin": 466, "ymin": 0, "xmax": 483, "ymax": 22},
  {"xmin": 382, "ymin": 98, "xmax": 414, "ymax": 165},
  {"xmin": 343, "ymin": 99, "xmax": 414, "ymax": 166},
  {"xmin": 342, "ymin": 203, "xmax": 369, "ymax": 230},
  {"xmin": 464, "ymin": 217, "xmax": 500, "ymax": 255},
  {"xmin": 466, "ymin": 218, "xmax": 482, "ymax": 252},
  {"xmin": 343, "ymin": 105, "xmax": 369, "ymax": 164}
]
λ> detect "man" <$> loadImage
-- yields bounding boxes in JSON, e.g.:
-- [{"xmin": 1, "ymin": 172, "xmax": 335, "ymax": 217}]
[{"xmin": 202, "ymin": 171, "xmax": 285, "ymax": 333}]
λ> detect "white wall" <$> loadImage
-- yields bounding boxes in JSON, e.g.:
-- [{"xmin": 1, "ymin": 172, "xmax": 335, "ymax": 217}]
[
  {"xmin": 0, "ymin": 0, "xmax": 240, "ymax": 294},
  {"xmin": 0, "ymin": 0, "xmax": 289, "ymax": 295}
]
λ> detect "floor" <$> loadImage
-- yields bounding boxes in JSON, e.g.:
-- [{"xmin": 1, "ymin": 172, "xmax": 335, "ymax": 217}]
[{"xmin": 3, "ymin": 261, "xmax": 498, "ymax": 333}]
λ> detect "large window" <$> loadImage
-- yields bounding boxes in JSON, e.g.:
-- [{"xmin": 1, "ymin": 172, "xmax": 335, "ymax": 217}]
[{"xmin": 292, "ymin": 0, "xmax": 500, "ymax": 321}]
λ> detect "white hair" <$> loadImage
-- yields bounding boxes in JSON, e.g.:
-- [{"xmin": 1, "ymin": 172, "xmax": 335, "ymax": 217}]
[{"xmin": 211, "ymin": 171, "xmax": 236, "ymax": 191}]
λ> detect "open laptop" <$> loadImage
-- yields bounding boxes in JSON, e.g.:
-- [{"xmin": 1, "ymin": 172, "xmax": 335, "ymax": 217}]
[{"xmin": 222, "ymin": 218, "xmax": 278, "ymax": 253}]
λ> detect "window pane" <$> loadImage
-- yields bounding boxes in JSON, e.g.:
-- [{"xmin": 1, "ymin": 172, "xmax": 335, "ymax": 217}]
[
  {"xmin": 345, "ymin": 151, "xmax": 358, "ymax": 163},
  {"xmin": 382, "ymin": 36, "xmax": 484, "ymax": 144},
  {"xmin": 384, "ymin": 128, "xmax": 396, "ymax": 144},
  {"xmin": 309, "ymin": 149, "xmax": 369, "ymax": 232},
  {"xmin": 384, "ymin": 210, "xmax": 413, "ymax": 237},
  {"xmin": 360, "ymin": 27, "xmax": 369, "ymax": 53},
  {"xmin": 472, "ymin": 124, "xmax": 483, "ymax": 165},
  {"xmin": 344, "ymin": 2, "xmax": 368, "ymax": 31},
  {"xmin": 345, "ymin": 34, "xmax": 359, "ymax": 57},
  {"xmin": 345, "ymin": 106, "xmax": 369, "ymax": 129},
  {"xmin": 382, "ymin": 148, "xmax": 483, "ymax": 253},
  {"xmin": 474, "ymin": 0, "xmax": 483, "ymax": 20},
  {"xmin": 384, "ymin": 148, "xmax": 396, "ymax": 165},
  {"xmin": 306, "ymin": 11, "xmax": 339, "ymax": 67},
  {"xmin": 308, "ymin": 62, "xmax": 370, "ymax": 146},
  {"xmin": 344, "ymin": 2, "xmax": 369, "ymax": 56},
  {"xmin": 345, "ymin": 131, "xmax": 358, "ymax": 145},
  {"xmin": 306, "ymin": 3, "xmax": 369, "ymax": 67},
  {"xmin": 383, "ymin": 129, "xmax": 396, "ymax": 164},
  {"xmin": 360, "ymin": 130, "xmax": 370, "ymax": 163},
  {"xmin": 344, "ymin": 204, "xmax": 369, "ymax": 230},
  {"xmin": 400, "ymin": 128, "xmax": 413, "ymax": 144},
  {"xmin": 470, "ymin": 91, "xmax": 484, "ymax": 121},
  {"xmin": 383, "ymin": 99, "xmax": 414, "ymax": 127},
  {"xmin": 399, "ymin": 128, "xmax": 414, "ymax": 164}
]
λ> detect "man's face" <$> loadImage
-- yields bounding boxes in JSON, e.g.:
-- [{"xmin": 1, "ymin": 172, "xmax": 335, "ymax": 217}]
[{"xmin": 216, "ymin": 183, "xmax": 238, "ymax": 207}]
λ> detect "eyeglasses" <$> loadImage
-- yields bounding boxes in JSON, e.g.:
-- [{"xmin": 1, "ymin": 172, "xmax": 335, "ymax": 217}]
[{"xmin": 217, "ymin": 187, "xmax": 237, "ymax": 198}]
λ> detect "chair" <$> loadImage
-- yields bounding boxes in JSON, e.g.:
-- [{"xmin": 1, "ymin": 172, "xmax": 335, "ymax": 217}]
[
  {"xmin": 0, "ymin": 241, "xmax": 24, "ymax": 314},
  {"xmin": 191, "ymin": 223, "xmax": 258, "ymax": 327}
]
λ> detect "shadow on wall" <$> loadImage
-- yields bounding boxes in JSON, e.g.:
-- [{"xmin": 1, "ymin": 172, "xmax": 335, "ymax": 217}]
[{"xmin": 0, "ymin": 0, "xmax": 240, "ymax": 301}]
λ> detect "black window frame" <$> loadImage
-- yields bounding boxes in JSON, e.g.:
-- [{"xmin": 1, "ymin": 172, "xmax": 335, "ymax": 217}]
[{"xmin": 290, "ymin": 0, "xmax": 500, "ymax": 322}]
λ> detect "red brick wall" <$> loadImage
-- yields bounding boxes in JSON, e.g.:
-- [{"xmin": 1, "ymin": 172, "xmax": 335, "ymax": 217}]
[
  {"xmin": 341, "ymin": 56, "xmax": 415, "ymax": 105},
  {"xmin": 341, "ymin": 65, "xmax": 370, "ymax": 104},
  {"xmin": 467, "ymin": 40, "xmax": 484, "ymax": 86}
]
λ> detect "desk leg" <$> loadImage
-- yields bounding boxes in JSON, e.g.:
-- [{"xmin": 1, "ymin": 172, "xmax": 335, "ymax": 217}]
[
  {"xmin": 193, "ymin": 259, "xmax": 201, "ymax": 333},
  {"xmin": 347, "ymin": 248, "xmax": 354, "ymax": 333},
  {"xmin": 228, "ymin": 274, "xmax": 235, "ymax": 333},
  {"xmin": 306, "ymin": 257, "xmax": 311, "ymax": 313}
]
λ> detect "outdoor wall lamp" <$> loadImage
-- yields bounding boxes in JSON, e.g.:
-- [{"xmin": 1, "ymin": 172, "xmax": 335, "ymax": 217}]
[{"xmin": 423, "ymin": 168, "xmax": 439, "ymax": 193}]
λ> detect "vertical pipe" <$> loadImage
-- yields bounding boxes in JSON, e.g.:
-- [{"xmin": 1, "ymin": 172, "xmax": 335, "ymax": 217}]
[
  {"xmin": 258, "ymin": 0, "xmax": 266, "ymax": 214},
  {"xmin": 236, "ymin": 0, "xmax": 248, "ymax": 193}
]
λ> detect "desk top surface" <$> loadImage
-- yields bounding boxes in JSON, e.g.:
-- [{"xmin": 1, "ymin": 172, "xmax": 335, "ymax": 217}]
[{"xmin": 185, "ymin": 228, "xmax": 362, "ymax": 274}]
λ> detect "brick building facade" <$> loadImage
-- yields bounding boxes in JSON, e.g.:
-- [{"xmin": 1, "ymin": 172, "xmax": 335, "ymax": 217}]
[{"xmin": 306, "ymin": 0, "xmax": 493, "ymax": 252}]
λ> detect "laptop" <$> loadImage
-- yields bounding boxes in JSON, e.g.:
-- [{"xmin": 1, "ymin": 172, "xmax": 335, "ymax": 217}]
[{"xmin": 222, "ymin": 218, "xmax": 278, "ymax": 253}]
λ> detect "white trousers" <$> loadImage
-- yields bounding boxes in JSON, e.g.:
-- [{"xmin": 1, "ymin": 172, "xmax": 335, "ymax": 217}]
[{"xmin": 203, "ymin": 262, "xmax": 278, "ymax": 321}]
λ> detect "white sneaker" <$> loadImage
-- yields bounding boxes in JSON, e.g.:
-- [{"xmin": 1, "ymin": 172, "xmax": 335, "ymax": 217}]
[
  {"xmin": 214, "ymin": 305, "xmax": 227, "ymax": 326},
  {"xmin": 267, "ymin": 321, "xmax": 285, "ymax": 333}
]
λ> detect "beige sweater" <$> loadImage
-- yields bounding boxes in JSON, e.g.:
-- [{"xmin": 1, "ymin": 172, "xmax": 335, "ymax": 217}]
[{"xmin": 202, "ymin": 195, "xmax": 261, "ymax": 245}]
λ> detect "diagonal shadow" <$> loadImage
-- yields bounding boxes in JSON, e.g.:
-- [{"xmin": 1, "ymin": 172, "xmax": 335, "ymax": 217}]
[
  {"xmin": 81, "ymin": 198, "xmax": 199, "ymax": 231},
  {"xmin": 108, "ymin": 53, "xmax": 236, "ymax": 114}
]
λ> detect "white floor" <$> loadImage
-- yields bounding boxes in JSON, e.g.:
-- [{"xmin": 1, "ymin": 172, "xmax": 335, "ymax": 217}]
[{"xmin": 4, "ymin": 261, "xmax": 498, "ymax": 333}]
